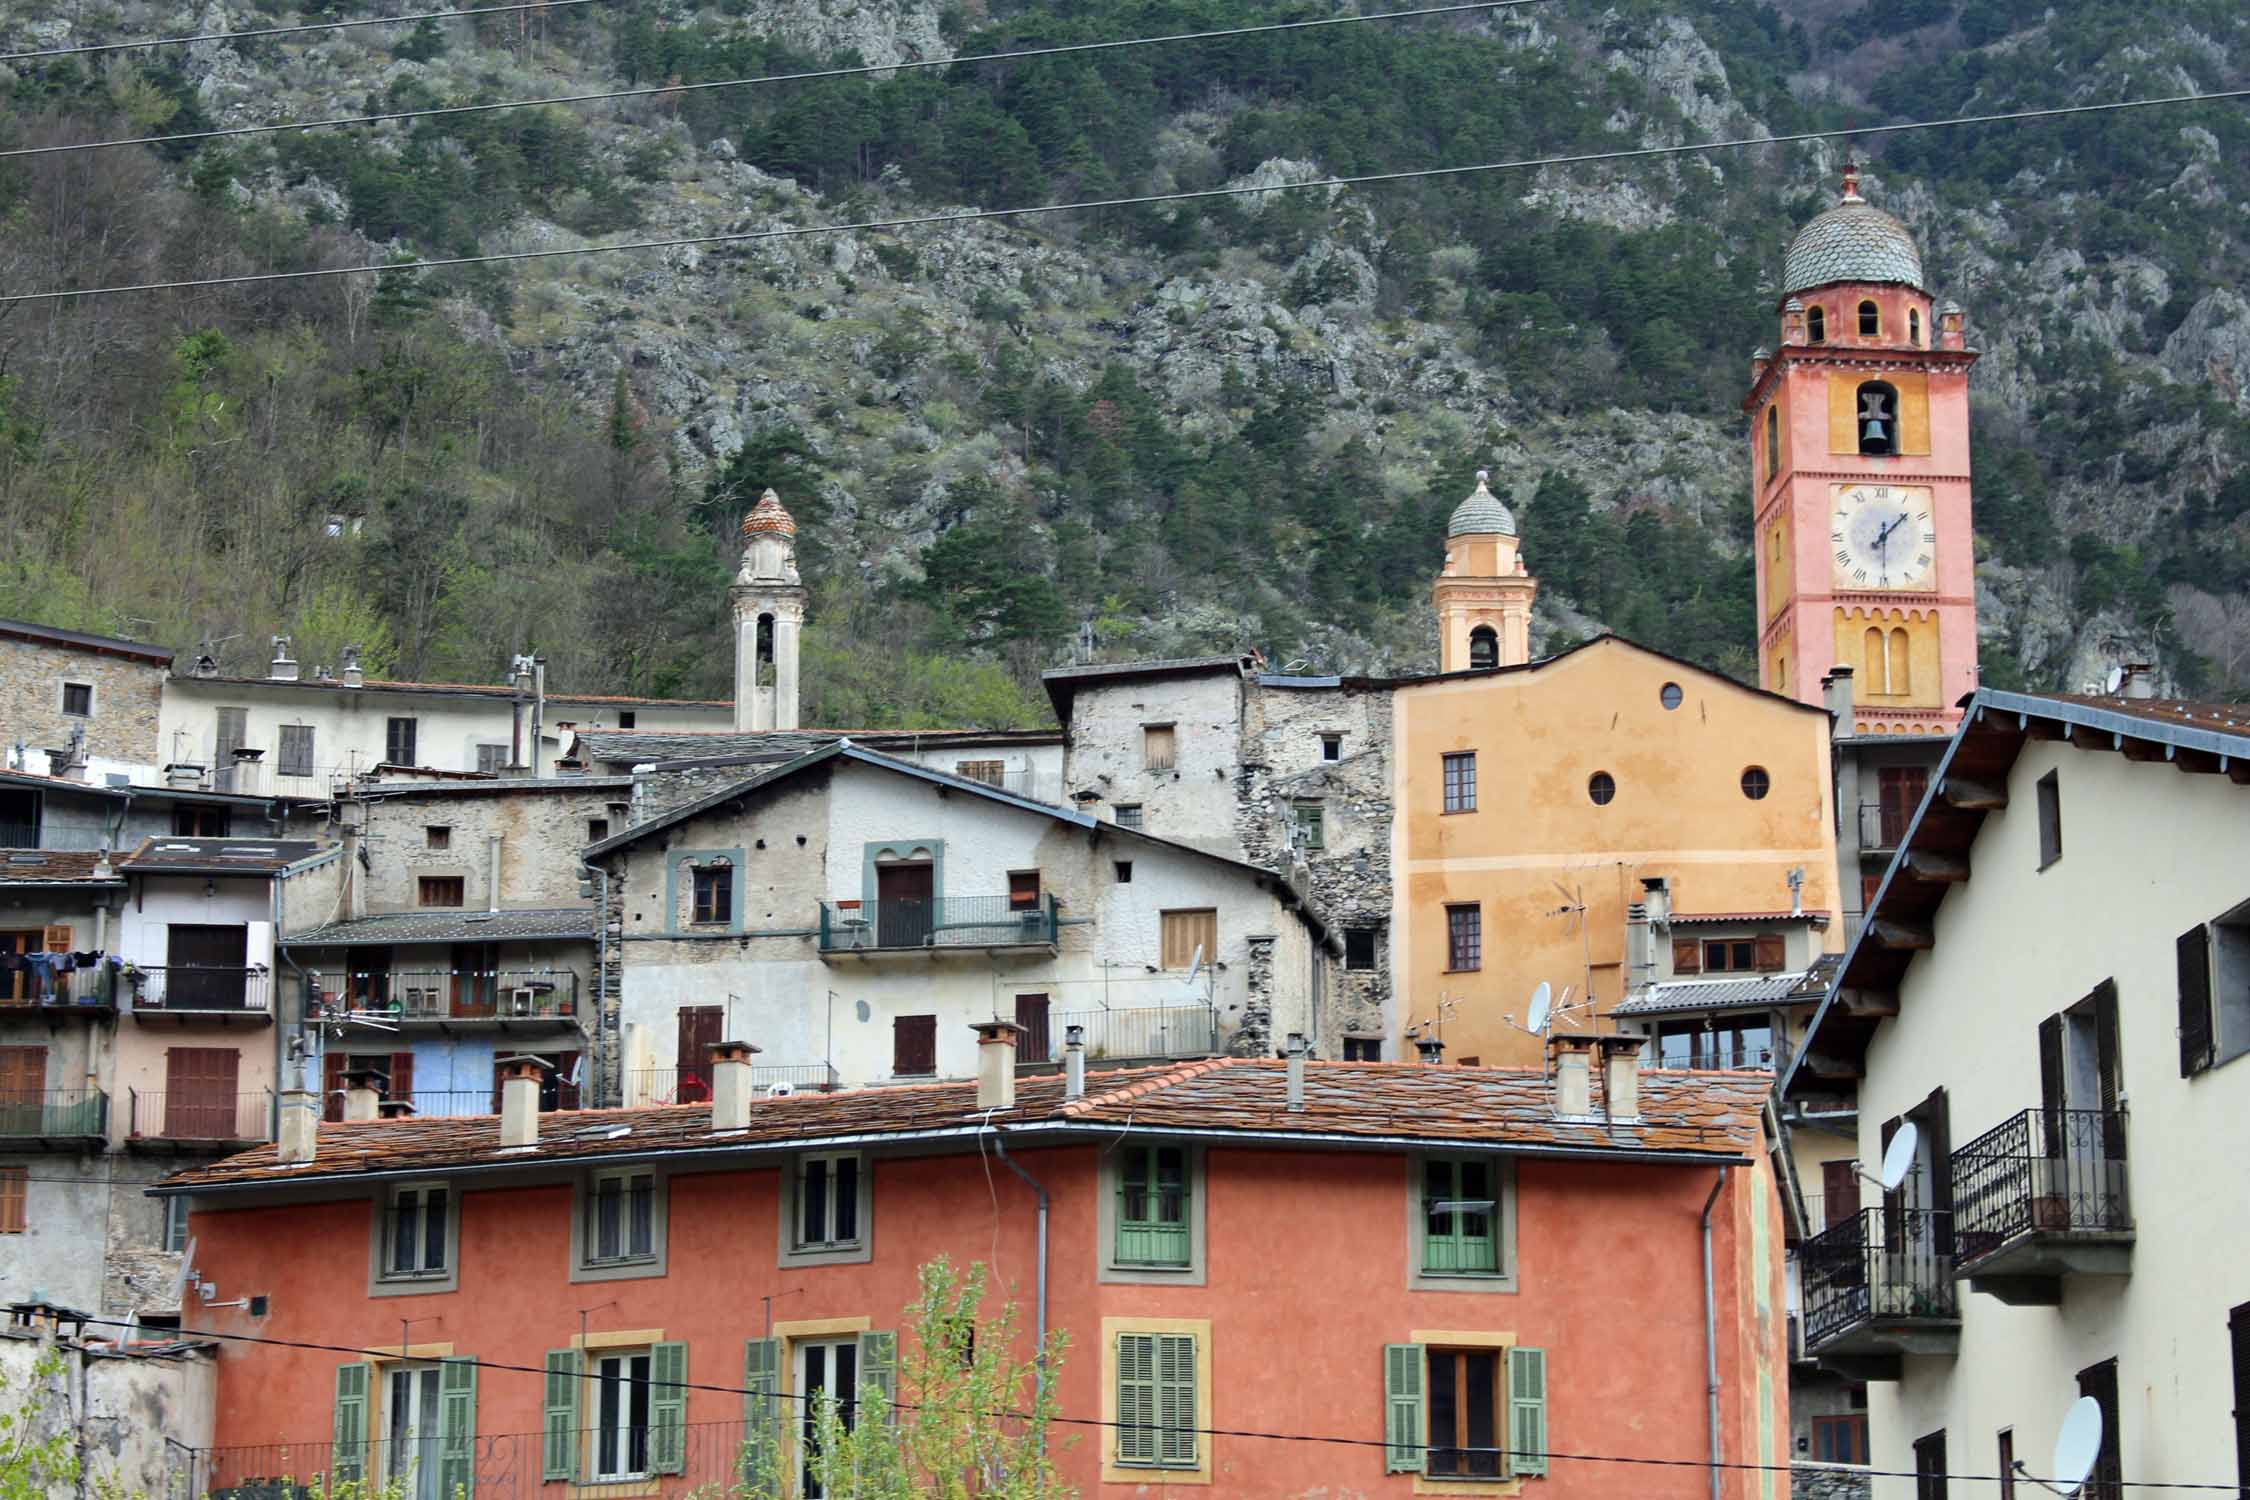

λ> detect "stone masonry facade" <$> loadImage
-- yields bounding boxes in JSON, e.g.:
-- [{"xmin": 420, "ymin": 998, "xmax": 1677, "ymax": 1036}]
[{"xmin": 0, "ymin": 637, "xmax": 166, "ymax": 771}]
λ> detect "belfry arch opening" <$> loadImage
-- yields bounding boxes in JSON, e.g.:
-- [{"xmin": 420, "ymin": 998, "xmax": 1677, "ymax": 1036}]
[
  {"xmin": 1807, "ymin": 306, "xmax": 1826, "ymax": 343},
  {"xmin": 1468, "ymin": 626, "xmax": 1499, "ymax": 671},
  {"xmin": 1858, "ymin": 300, "xmax": 1881, "ymax": 338},
  {"xmin": 755, "ymin": 612, "xmax": 777, "ymax": 687},
  {"xmin": 1855, "ymin": 380, "xmax": 1900, "ymax": 456}
]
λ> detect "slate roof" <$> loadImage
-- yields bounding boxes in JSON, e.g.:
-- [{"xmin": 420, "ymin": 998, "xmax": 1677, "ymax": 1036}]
[
  {"xmin": 281, "ymin": 907, "xmax": 597, "ymax": 947},
  {"xmin": 0, "ymin": 851, "xmax": 126, "ymax": 886},
  {"xmin": 158, "ymin": 1058, "xmax": 1766, "ymax": 1192},
  {"xmin": 0, "ymin": 617, "xmax": 174, "ymax": 665},
  {"xmin": 1781, "ymin": 199, "xmax": 1927, "ymax": 297},
  {"xmin": 1041, "ymin": 654, "xmax": 1261, "ymax": 720},
  {"xmin": 115, "ymin": 838, "xmax": 328, "ymax": 874},
  {"xmin": 570, "ymin": 728, "xmax": 1060, "ymax": 768},
  {"xmin": 1447, "ymin": 472, "xmax": 1518, "ymax": 538}
]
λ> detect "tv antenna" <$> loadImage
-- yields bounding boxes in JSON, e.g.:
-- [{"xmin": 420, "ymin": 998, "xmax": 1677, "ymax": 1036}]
[
  {"xmin": 2013, "ymin": 1395, "xmax": 2103, "ymax": 1497},
  {"xmin": 1550, "ymin": 881, "xmax": 1598, "ymax": 1028}
]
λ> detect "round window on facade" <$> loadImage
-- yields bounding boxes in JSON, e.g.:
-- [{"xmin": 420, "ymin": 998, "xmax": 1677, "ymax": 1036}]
[
  {"xmin": 1659, "ymin": 682, "xmax": 1684, "ymax": 711},
  {"xmin": 1587, "ymin": 772, "xmax": 1616, "ymax": 806},
  {"xmin": 1741, "ymin": 766, "xmax": 1771, "ymax": 801}
]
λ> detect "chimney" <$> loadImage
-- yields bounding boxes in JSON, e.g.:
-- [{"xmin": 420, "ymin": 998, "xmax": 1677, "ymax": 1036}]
[
  {"xmin": 1625, "ymin": 900, "xmax": 1653, "ymax": 995},
  {"xmin": 61, "ymin": 727, "xmax": 90, "ymax": 783},
  {"xmin": 276, "ymin": 1088, "xmax": 319, "ymax": 1164},
  {"xmin": 1642, "ymin": 875, "xmax": 1671, "ymax": 927},
  {"xmin": 1284, "ymin": 1032, "xmax": 1308, "ymax": 1112},
  {"xmin": 1596, "ymin": 1035, "xmax": 1645, "ymax": 1122},
  {"xmin": 1549, "ymin": 1033, "xmax": 1598, "ymax": 1117},
  {"xmin": 268, "ymin": 635, "xmax": 298, "ymax": 682},
  {"xmin": 1414, "ymin": 1034, "xmax": 1445, "ymax": 1066},
  {"xmin": 230, "ymin": 746, "xmax": 265, "ymax": 796},
  {"xmin": 340, "ymin": 645, "xmax": 364, "ymax": 689},
  {"xmin": 971, "ymin": 1020, "xmax": 1025, "ymax": 1110},
  {"xmin": 377, "ymin": 1099, "xmax": 418, "ymax": 1119},
  {"xmin": 1063, "ymin": 1024, "xmax": 1087, "ymax": 1102},
  {"xmin": 496, "ymin": 1054, "xmax": 548, "ymax": 1147},
  {"xmin": 2120, "ymin": 663, "xmax": 2156, "ymax": 700},
  {"xmin": 341, "ymin": 1066, "xmax": 388, "ymax": 1123},
  {"xmin": 1823, "ymin": 666, "xmax": 1856, "ymax": 739},
  {"xmin": 709, "ymin": 1040, "xmax": 762, "ymax": 1130},
  {"xmin": 530, "ymin": 658, "xmax": 547, "ymax": 778},
  {"xmin": 165, "ymin": 762, "xmax": 206, "ymax": 790}
]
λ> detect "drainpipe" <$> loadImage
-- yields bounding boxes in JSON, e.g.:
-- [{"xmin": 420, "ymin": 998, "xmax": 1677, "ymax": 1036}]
[
  {"xmin": 988, "ymin": 1133, "xmax": 1050, "ymax": 1403},
  {"xmin": 271, "ymin": 874, "xmax": 307, "ymax": 1135},
  {"xmin": 1700, "ymin": 1166, "xmax": 1730, "ymax": 1500},
  {"xmin": 580, "ymin": 861, "xmax": 610, "ymax": 1105}
]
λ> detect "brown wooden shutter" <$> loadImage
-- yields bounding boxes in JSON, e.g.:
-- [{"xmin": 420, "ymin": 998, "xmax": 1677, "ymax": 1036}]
[
  {"xmin": 40, "ymin": 925, "xmax": 71, "ymax": 954},
  {"xmin": 1879, "ymin": 1115, "xmax": 1902, "ymax": 1244},
  {"xmin": 2179, "ymin": 925, "xmax": 2216, "ymax": 1078},
  {"xmin": 2037, "ymin": 1015, "xmax": 2066, "ymax": 1158},
  {"xmin": 323, "ymin": 1050, "xmax": 347, "ymax": 1123},
  {"xmin": 1923, "ymin": 1088, "xmax": 1953, "ymax": 1260},
  {"xmin": 1671, "ymin": 939, "xmax": 1702, "ymax": 976},
  {"xmin": 893, "ymin": 1015, "xmax": 937, "ymax": 1076},
  {"xmin": 2091, "ymin": 980, "xmax": 2124, "ymax": 1157},
  {"xmin": 1161, "ymin": 910, "xmax": 1218, "ymax": 971},
  {"xmin": 1014, "ymin": 995, "xmax": 1051, "ymax": 1063},
  {"xmin": 165, "ymin": 1047, "xmax": 239, "ymax": 1138},
  {"xmin": 676, "ymin": 1006, "xmax": 722, "ymax": 1099},
  {"xmin": 1753, "ymin": 935, "xmax": 1786, "ymax": 973},
  {"xmin": 0, "ymin": 1045, "xmax": 49, "ymax": 1102},
  {"xmin": 0, "ymin": 1166, "xmax": 24, "ymax": 1233},
  {"xmin": 2229, "ymin": 1301, "xmax": 2250, "ymax": 1495},
  {"xmin": 388, "ymin": 1052, "xmax": 414, "ymax": 1104},
  {"xmin": 1821, "ymin": 1159, "xmax": 1857, "ymax": 1232},
  {"xmin": 2075, "ymin": 1359, "xmax": 2122, "ymax": 1500}
]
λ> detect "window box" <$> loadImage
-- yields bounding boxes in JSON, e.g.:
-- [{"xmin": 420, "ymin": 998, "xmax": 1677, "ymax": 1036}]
[
  {"xmin": 1099, "ymin": 1142, "xmax": 1205, "ymax": 1285},
  {"xmin": 780, "ymin": 1151, "xmax": 872, "ymax": 1267},
  {"xmin": 1409, "ymin": 1155, "xmax": 1516, "ymax": 1292}
]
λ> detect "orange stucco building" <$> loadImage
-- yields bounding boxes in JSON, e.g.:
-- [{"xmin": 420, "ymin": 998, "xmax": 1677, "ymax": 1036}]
[
  {"xmin": 164, "ymin": 1040, "xmax": 1785, "ymax": 1499},
  {"xmin": 1390, "ymin": 637, "xmax": 1842, "ymax": 1069}
]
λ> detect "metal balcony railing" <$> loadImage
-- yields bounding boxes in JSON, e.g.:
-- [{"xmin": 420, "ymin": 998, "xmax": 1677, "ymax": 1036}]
[
  {"xmin": 129, "ymin": 1088, "xmax": 273, "ymax": 1142},
  {"xmin": 129, "ymin": 965, "xmax": 272, "ymax": 1013},
  {"xmin": 1950, "ymin": 1108, "xmax": 2130, "ymax": 1263},
  {"xmin": 1, "ymin": 963, "xmax": 117, "ymax": 1008},
  {"xmin": 1049, "ymin": 1004, "xmax": 1219, "ymax": 1063},
  {"xmin": 818, "ymin": 894, "xmax": 1058, "ymax": 953},
  {"xmin": 1857, "ymin": 801, "xmax": 1911, "ymax": 853},
  {"xmin": 0, "ymin": 1087, "xmax": 109, "ymax": 1138},
  {"xmin": 1650, "ymin": 1040, "xmax": 1786, "ymax": 1072},
  {"xmin": 375, "ymin": 1083, "xmax": 587, "ymax": 1119},
  {"xmin": 623, "ymin": 1064, "xmax": 839, "ymax": 1106},
  {"xmin": 1800, "ymin": 1206, "xmax": 1956, "ymax": 1350},
  {"xmin": 333, "ymin": 970, "xmax": 578, "ymax": 1022}
]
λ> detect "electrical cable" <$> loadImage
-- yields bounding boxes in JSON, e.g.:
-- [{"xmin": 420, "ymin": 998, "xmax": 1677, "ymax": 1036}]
[
  {"xmin": 0, "ymin": 0, "xmax": 1560, "ymax": 159},
  {"xmin": 0, "ymin": 0, "xmax": 623, "ymax": 65},
  {"xmin": 5, "ymin": 84, "xmax": 2245, "ymax": 306},
  {"xmin": 62, "ymin": 1313, "xmax": 2241, "ymax": 1490}
]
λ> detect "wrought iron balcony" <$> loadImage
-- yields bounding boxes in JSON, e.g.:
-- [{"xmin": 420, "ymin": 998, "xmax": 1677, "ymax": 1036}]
[
  {"xmin": 818, "ymin": 895, "xmax": 1058, "ymax": 955},
  {"xmin": 0, "ymin": 1087, "xmax": 109, "ymax": 1144},
  {"xmin": 1799, "ymin": 1206, "xmax": 1958, "ymax": 1378},
  {"xmin": 128, "ymin": 1088, "xmax": 273, "ymax": 1147},
  {"xmin": 330, "ymin": 970, "xmax": 579, "ymax": 1026},
  {"xmin": 1045, "ymin": 1004, "xmax": 1220, "ymax": 1064},
  {"xmin": 1949, "ymin": 1107, "xmax": 2131, "ymax": 1303},
  {"xmin": 1, "ymin": 963, "xmax": 118, "ymax": 1014},
  {"xmin": 126, "ymin": 965, "xmax": 272, "ymax": 1023}
]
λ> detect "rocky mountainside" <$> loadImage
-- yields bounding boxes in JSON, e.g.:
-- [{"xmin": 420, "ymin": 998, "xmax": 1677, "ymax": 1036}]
[{"xmin": 2, "ymin": 0, "xmax": 2246, "ymax": 716}]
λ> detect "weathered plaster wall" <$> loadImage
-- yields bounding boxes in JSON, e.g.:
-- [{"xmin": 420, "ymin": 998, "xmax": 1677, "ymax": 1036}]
[
  {"xmin": 0, "ymin": 1334, "xmax": 216, "ymax": 1498},
  {"xmin": 1061, "ymin": 672, "xmax": 1245, "ymax": 855},
  {"xmin": 0, "ymin": 1150, "xmax": 110, "ymax": 1311}
]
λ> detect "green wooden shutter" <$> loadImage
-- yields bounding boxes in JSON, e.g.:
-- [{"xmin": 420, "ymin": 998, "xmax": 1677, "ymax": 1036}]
[
  {"xmin": 742, "ymin": 1339, "xmax": 780, "ymax": 1484},
  {"xmin": 438, "ymin": 1357, "xmax": 477, "ymax": 1500},
  {"xmin": 332, "ymin": 1363, "xmax": 371, "ymax": 1483},
  {"xmin": 1155, "ymin": 1333, "xmax": 1197, "ymax": 1466},
  {"xmin": 541, "ymin": 1350, "xmax": 580, "ymax": 1482},
  {"xmin": 1115, "ymin": 1333, "xmax": 1156, "ymax": 1464},
  {"xmin": 1508, "ymin": 1346, "xmax": 1548, "ymax": 1477},
  {"xmin": 649, "ymin": 1341, "xmax": 688, "ymax": 1475},
  {"xmin": 1383, "ymin": 1344, "xmax": 1424, "ymax": 1473},
  {"xmin": 858, "ymin": 1330, "xmax": 898, "ymax": 1424}
]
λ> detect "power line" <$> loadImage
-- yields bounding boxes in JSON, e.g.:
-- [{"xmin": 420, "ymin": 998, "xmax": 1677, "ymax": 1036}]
[
  {"xmin": 67, "ymin": 1313, "xmax": 2241, "ymax": 1490},
  {"xmin": 0, "ymin": 0, "xmax": 621, "ymax": 65},
  {"xmin": 5, "ymin": 84, "xmax": 2246, "ymax": 307},
  {"xmin": 0, "ymin": 0, "xmax": 1557, "ymax": 160}
]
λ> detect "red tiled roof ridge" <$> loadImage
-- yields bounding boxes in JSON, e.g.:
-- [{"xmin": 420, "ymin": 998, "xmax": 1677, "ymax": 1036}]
[{"xmin": 1063, "ymin": 1057, "xmax": 1233, "ymax": 1115}]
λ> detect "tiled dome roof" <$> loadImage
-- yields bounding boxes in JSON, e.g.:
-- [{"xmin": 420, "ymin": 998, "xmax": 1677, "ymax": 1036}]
[
  {"xmin": 739, "ymin": 488, "xmax": 796, "ymax": 540},
  {"xmin": 1781, "ymin": 169, "xmax": 1926, "ymax": 298},
  {"xmin": 1448, "ymin": 471, "xmax": 1517, "ymax": 538}
]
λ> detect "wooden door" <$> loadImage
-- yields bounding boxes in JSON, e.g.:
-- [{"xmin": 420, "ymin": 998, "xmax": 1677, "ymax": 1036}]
[
  {"xmin": 1015, "ymin": 994, "xmax": 1052, "ymax": 1064},
  {"xmin": 893, "ymin": 1015, "xmax": 937, "ymax": 1077},
  {"xmin": 165, "ymin": 1048, "xmax": 240, "ymax": 1138},
  {"xmin": 166, "ymin": 924, "xmax": 248, "ymax": 1008},
  {"xmin": 451, "ymin": 943, "xmax": 498, "ymax": 1018},
  {"xmin": 676, "ymin": 1006, "xmax": 722, "ymax": 1100},
  {"xmin": 874, "ymin": 864, "xmax": 934, "ymax": 947},
  {"xmin": 0, "ymin": 1045, "xmax": 46, "ymax": 1134},
  {"xmin": 1821, "ymin": 1159, "xmax": 1858, "ymax": 1232}
]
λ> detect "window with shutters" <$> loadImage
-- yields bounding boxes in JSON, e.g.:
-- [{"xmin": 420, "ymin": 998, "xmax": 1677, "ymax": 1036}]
[
  {"xmin": 162, "ymin": 1193, "xmax": 188, "ymax": 1252},
  {"xmin": 782, "ymin": 1151, "xmax": 871, "ymax": 1266},
  {"xmin": 1100, "ymin": 1143, "xmax": 1205, "ymax": 1285},
  {"xmin": 1290, "ymin": 800, "xmax": 1326, "ymax": 850},
  {"xmin": 540, "ymin": 1343, "xmax": 687, "ymax": 1483},
  {"xmin": 1142, "ymin": 724, "xmax": 1176, "ymax": 772},
  {"xmin": 1159, "ymin": 909, "xmax": 1217, "ymax": 971},
  {"xmin": 1442, "ymin": 752, "xmax": 1477, "ymax": 813},
  {"xmin": 892, "ymin": 1014, "xmax": 937, "ymax": 1076},
  {"xmin": 278, "ymin": 724, "xmax": 315, "ymax": 777},
  {"xmin": 381, "ymin": 1362, "xmax": 450, "ymax": 1500},
  {"xmin": 1103, "ymin": 1322, "xmax": 1208, "ymax": 1480},
  {"xmin": 1913, "ymin": 1429, "xmax": 1948, "ymax": 1500},
  {"xmin": 0, "ymin": 1166, "xmax": 24, "ymax": 1233},
  {"xmin": 573, "ymin": 1168, "xmax": 666, "ymax": 1280},
  {"xmin": 594, "ymin": 1351, "xmax": 655, "ymax": 1480},
  {"xmin": 370, "ymin": 1182, "xmax": 459, "ymax": 1295},
  {"xmin": 2204, "ymin": 900, "xmax": 2250, "ymax": 1070},
  {"xmin": 1411, "ymin": 1154, "xmax": 1516, "ymax": 1289},
  {"xmin": 1382, "ymin": 1341, "xmax": 1546, "ymax": 1480},
  {"xmin": 1446, "ymin": 904, "xmax": 1481, "ymax": 972},
  {"xmin": 385, "ymin": 717, "xmax": 419, "ymax": 767},
  {"xmin": 2036, "ymin": 769, "xmax": 2062, "ymax": 868}
]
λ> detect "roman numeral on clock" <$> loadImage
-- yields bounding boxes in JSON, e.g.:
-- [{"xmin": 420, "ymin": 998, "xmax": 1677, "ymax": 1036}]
[
  {"xmin": 1922, "ymin": 529, "xmax": 1936, "ymax": 543},
  {"xmin": 1836, "ymin": 549, "xmax": 1852, "ymax": 564}
]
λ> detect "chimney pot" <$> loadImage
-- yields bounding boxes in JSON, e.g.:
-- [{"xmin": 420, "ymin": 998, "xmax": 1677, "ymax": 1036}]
[
  {"xmin": 1414, "ymin": 1035, "xmax": 1446, "ymax": 1066},
  {"xmin": 1596, "ymin": 1035, "xmax": 1645, "ymax": 1122},
  {"xmin": 1284, "ymin": 1032, "xmax": 1308, "ymax": 1112},
  {"xmin": 276, "ymin": 1088, "xmax": 319, "ymax": 1164},
  {"xmin": 341, "ymin": 1066, "xmax": 388, "ymax": 1123},
  {"xmin": 496, "ymin": 1054, "xmax": 549, "ymax": 1146},
  {"xmin": 1549, "ymin": 1033, "xmax": 1599, "ymax": 1117},
  {"xmin": 971, "ymin": 1020, "xmax": 1026, "ymax": 1110},
  {"xmin": 1063, "ymin": 1025, "xmax": 1087, "ymax": 1102},
  {"xmin": 340, "ymin": 645, "xmax": 364, "ymax": 689},
  {"xmin": 2121, "ymin": 663, "xmax": 2156, "ymax": 699},
  {"xmin": 709, "ymin": 1039, "xmax": 762, "ymax": 1130},
  {"xmin": 268, "ymin": 635, "xmax": 298, "ymax": 682}
]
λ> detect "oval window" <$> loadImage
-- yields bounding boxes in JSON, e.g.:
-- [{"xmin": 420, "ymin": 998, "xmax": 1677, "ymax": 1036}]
[
  {"xmin": 1587, "ymin": 772, "xmax": 1616, "ymax": 806},
  {"xmin": 1660, "ymin": 682, "xmax": 1684, "ymax": 711},
  {"xmin": 1741, "ymin": 767, "xmax": 1771, "ymax": 801}
]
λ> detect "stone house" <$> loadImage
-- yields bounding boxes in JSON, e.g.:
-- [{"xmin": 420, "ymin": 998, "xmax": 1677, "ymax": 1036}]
[{"xmin": 0, "ymin": 618, "xmax": 173, "ymax": 785}]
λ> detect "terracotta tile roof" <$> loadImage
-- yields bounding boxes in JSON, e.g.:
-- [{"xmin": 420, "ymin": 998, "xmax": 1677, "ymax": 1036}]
[
  {"xmin": 159, "ymin": 1059, "xmax": 1763, "ymax": 1192},
  {"xmin": 0, "ymin": 850, "xmax": 125, "ymax": 885},
  {"xmin": 116, "ymin": 837, "xmax": 328, "ymax": 874}
]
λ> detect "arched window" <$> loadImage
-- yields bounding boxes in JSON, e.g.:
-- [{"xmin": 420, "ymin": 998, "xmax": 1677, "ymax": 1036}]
[
  {"xmin": 1889, "ymin": 628, "xmax": 1913, "ymax": 696},
  {"xmin": 1908, "ymin": 308, "xmax": 1922, "ymax": 347},
  {"xmin": 755, "ymin": 612, "xmax": 777, "ymax": 687},
  {"xmin": 1468, "ymin": 625, "xmax": 1499, "ymax": 670},
  {"xmin": 1807, "ymin": 306, "xmax": 1826, "ymax": 344},
  {"xmin": 1864, "ymin": 627, "xmax": 1888, "ymax": 693},
  {"xmin": 1855, "ymin": 380, "xmax": 1899, "ymax": 456},
  {"xmin": 1858, "ymin": 300, "xmax": 1880, "ymax": 338},
  {"xmin": 1765, "ymin": 405, "xmax": 1781, "ymax": 478}
]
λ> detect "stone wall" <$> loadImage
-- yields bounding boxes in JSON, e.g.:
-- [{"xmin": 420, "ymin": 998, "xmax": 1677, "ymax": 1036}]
[
  {"xmin": 1791, "ymin": 1463, "xmax": 1873, "ymax": 1500},
  {"xmin": 1060, "ymin": 670, "xmax": 1247, "ymax": 856},
  {"xmin": 356, "ymin": 784, "xmax": 626, "ymax": 911},
  {"xmin": 100, "ymin": 1157, "xmax": 183, "ymax": 1319},
  {"xmin": 0, "ymin": 638, "xmax": 165, "ymax": 775}
]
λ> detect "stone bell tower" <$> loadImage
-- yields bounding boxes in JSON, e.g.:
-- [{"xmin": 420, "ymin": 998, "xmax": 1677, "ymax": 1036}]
[
  {"xmin": 731, "ymin": 489, "xmax": 806, "ymax": 731},
  {"xmin": 1434, "ymin": 471, "xmax": 1537, "ymax": 672}
]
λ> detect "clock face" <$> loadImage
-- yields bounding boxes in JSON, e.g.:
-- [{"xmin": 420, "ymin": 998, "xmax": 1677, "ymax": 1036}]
[{"xmin": 1830, "ymin": 483, "xmax": 1937, "ymax": 591}]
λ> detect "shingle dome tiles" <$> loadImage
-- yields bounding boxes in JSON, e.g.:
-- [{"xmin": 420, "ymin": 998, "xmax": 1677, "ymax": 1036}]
[
  {"xmin": 1448, "ymin": 470, "xmax": 1518, "ymax": 538},
  {"xmin": 1782, "ymin": 198, "xmax": 1927, "ymax": 298},
  {"xmin": 739, "ymin": 487, "xmax": 796, "ymax": 540}
]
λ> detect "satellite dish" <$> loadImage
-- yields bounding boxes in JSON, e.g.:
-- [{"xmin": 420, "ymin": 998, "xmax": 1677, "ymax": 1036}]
[
  {"xmin": 1877, "ymin": 1122, "xmax": 1920, "ymax": 1192},
  {"xmin": 1186, "ymin": 944, "xmax": 1206, "ymax": 986},
  {"xmin": 169, "ymin": 1236, "xmax": 198, "ymax": 1305},
  {"xmin": 2103, "ymin": 664, "xmax": 2123, "ymax": 695},
  {"xmin": 766, "ymin": 1081, "xmax": 795, "ymax": 1098},
  {"xmin": 2050, "ymin": 1395, "xmax": 2104, "ymax": 1497},
  {"xmin": 1526, "ymin": 982, "xmax": 1552, "ymax": 1035}
]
